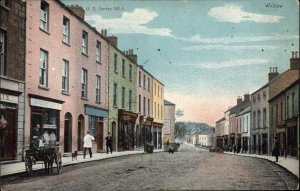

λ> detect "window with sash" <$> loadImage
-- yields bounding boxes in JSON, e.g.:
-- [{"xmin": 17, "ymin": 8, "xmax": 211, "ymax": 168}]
[
  {"xmin": 96, "ymin": 75, "xmax": 101, "ymax": 102},
  {"xmin": 129, "ymin": 64, "xmax": 132, "ymax": 80},
  {"xmin": 122, "ymin": 87, "xmax": 125, "ymax": 108},
  {"xmin": 122, "ymin": 59, "xmax": 125, "ymax": 77},
  {"xmin": 82, "ymin": 31, "xmax": 88, "ymax": 54},
  {"xmin": 129, "ymin": 90, "xmax": 132, "ymax": 111},
  {"xmin": 96, "ymin": 41, "xmax": 101, "ymax": 63},
  {"xmin": 39, "ymin": 49, "xmax": 48, "ymax": 86},
  {"xmin": 62, "ymin": 60, "xmax": 69, "ymax": 92},
  {"xmin": 113, "ymin": 83, "xmax": 117, "ymax": 106},
  {"xmin": 63, "ymin": 17, "xmax": 70, "ymax": 43},
  {"xmin": 40, "ymin": 1, "xmax": 49, "ymax": 31},
  {"xmin": 0, "ymin": 30, "xmax": 5, "ymax": 76},
  {"xmin": 81, "ymin": 69, "xmax": 88, "ymax": 98}
]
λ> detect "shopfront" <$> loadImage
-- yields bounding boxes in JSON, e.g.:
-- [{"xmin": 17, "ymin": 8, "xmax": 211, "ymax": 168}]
[
  {"xmin": 85, "ymin": 105, "xmax": 108, "ymax": 152},
  {"xmin": 153, "ymin": 122, "xmax": 163, "ymax": 149},
  {"xmin": 137, "ymin": 116, "xmax": 153, "ymax": 149},
  {"xmin": 118, "ymin": 109, "xmax": 138, "ymax": 151},
  {"xmin": 0, "ymin": 94, "xmax": 18, "ymax": 161},
  {"xmin": 286, "ymin": 118, "xmax": 297, "ymax": 157},
  {"xmin": 29, "ymin": 97, "xmax": 62, "ymax": 148}
]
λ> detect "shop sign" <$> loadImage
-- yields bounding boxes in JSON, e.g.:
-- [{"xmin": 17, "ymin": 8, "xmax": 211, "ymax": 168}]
[
  {"xmin": 163, "ymin": 119, "xmax": 171, "ymax": 135},
  {"xmin": 30, "ymin": 98, "xmax": 62, "ymax": 110},
  {"xmin": 0, "ymin": 93, "xmax": 18, "ymax": 104}
]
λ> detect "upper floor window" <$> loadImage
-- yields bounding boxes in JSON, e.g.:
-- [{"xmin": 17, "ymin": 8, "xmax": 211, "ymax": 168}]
[
  {"xmin": 257, "ymin": 94, "xmax": 261, "ymax": 102},
  {"xmin": 63, "ymin": 17, "xmax": 70, "ymax": 44},
  {"xmin": 113, "ymin": 83, "xmax": 117, "ymax": 107},
  {"xmin": 81, "ymin": 68, "xmax": 88, "ymax": 98},
  {"xmin": 161, "ymin": 105, "xmax": 163, "ymax": 119},
  {"xmin": 122, "ymin": 59, "xmax": 125, "ymax": 77},
  {"xmin": 0, "ymin": 30, "xmax": 6, "ymax": 76},
  {"xmin": 138, "ymin": 71, "xmax": 141, "ymax": 86},
  {"xmin": 148, "ymin": 99, "xmax": 150, "ymax": 116},
  {"xmin": 275, "ymin": 104, "xmax": 278, "ymax": 125},
  {"xmin": 263, "ymin": 108, "xmax": 266, "ymax": 128},
  {"xmin": 39, "ymin": 49, "xmax": 48, "ymax": 86},
  {"xmin": 129, "ymin": 90, "xmax": 132, "ymax": 111},
  {"xmin": 82, "ymin": 31, "xmax": 88, "ymax": 55},
  {"xmin": 129, "ymin": 64, "xmax": 132, "ymax": 81},
  {"xmin": 252, "ymin": 111, "xmax": 256, "ymax": 129},
  {"xmin": 143, "ymin": 97, "xmax": 146, "ymax": 115},
  {"xmin": 96, "ymin": 75, "xmax": 101, "ymax": 102},
  {"xmin": 62, "ymin": 60, "xmax": 69, "ymax": 92},
  {"xmin": 154, "ymin": 83, "xmax": 156, "ymax": 95},
  {"xmin": 138, "ymin": 94, "xmax": 141, "ymax": 113},
  {"xmin": 143, "ymin": 74, "xmax": 146, "ymax": 89},
  {"xmin": 148, "ymin": 77, "xmax": 150, "ymax": 91},
  {"xmin": 292, "ymin": 93, "xmax": 295, "ymax": 116},
  {"xmin": 114, "ymin": 53, "xmax": 118, "ymax": 72},
  {"xmin": 263, "ymin": 91, "xmax": 266, "ymax": 100},
  {"xmin": 252, "ymin": 96, "xmax": 256, "ymax": 104},
  {"xmin": 96, "ymin": 41, "xmax": 101, "ymax": 63},
  {"xmin": 40, "ymin": 1, "xmax": 49, "ymax": 31},
  {"xmin": 121, "ymin": 87, "xmax": 125, "ymax": 108},
  {"xmin": 161, "ymin": 87, "xmax": 163, "ymax": 98},
  {"xmin": 287, "ymin": 96, "xmax": 290, "ymax": 117}
]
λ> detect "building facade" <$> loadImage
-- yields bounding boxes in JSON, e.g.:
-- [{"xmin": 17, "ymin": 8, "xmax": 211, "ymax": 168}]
[
  {"xmin": 25, "ymin": 1, "xmax": 109, "ymax": 155},
  {"xmin": 240, "ymin": 106, "xmax": 250, "ymax": 153},
  {"xmin": 136, "ymin": 65, "xmax": 153, "ymax": 149},
  {"xmin": 107, "ymin": 41, "xmax": 138, "ymax": 151},
  {"xmin": 215, "ymin": 117, "xmax": 225, "ymax": 149},
  {"xmin": 152, "ymin": 78, "xmax": 164, "ymax": 149},
  {"xmin": 0, "ymin": 0, "xmax": 26, "ymax": 161},
  {"xmin": 163, "ymin": 100, "xmax": 175, "ymax": 148}
]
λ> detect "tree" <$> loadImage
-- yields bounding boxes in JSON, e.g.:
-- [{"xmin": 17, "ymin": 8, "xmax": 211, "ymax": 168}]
[{"xmin": 175, "ymin": 122, "xmax": 187, "ymax": 139}]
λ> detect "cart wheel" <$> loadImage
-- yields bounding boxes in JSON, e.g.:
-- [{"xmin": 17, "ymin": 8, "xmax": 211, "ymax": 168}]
[
  {"xmin": 25, "ymin": 156, "xmax": 33, "ymax": 176},
  {"xmin": 56, "ymin": 153, "xmax": 62, "ymax": 175}
]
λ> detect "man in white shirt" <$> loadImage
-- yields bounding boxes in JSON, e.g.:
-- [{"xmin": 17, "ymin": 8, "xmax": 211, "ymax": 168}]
[{"xmin": 83, "ymin": 131, "xmax": 95, "ymax": 159}]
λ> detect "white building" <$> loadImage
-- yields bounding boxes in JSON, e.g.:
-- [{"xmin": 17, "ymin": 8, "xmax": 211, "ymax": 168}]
[
  {"xmin": 163, "ymin": 100, "xmax": 175, "ymax": 148},
  {"xmin": 240, "ymin": 106, "xmax": 251, "ymax": 153},
  {"xmin": 198, "ymin": 129, "xmax": 214, "ymax": 147}
]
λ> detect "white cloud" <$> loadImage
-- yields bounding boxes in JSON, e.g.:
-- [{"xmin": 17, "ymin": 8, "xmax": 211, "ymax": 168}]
[
  {"xmin": 86, "ymin": 8, "xmax": 173, "ymax": 37},
  {"xmin": 208, "ymin": 5, "xmax": 284, "ymax": 23},
  {"xmin": 183, "ymin": 44, "xmax": 279, "ymax": 51},
  {"xmin": 179, "ymin": 34, "xmax": 299, "ymax": 44},
  {"xmin": 185, "ymin": 58, "xmax": 269, "ymax": 69}
]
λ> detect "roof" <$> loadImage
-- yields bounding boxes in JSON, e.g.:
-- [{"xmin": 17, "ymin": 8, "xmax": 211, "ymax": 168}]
[
  {"xmin": 215, "ymin": 117, "xmax": 225, "ymax": 123},
  {"xmin": 164, "ymin": 99, "xmax": 175, "ymax": 105},
  {"xmin": 229, "ymin": 100, "xmax": 250, "ymax": 115},
  {"xmin": 268, "ymin": 79, "xmax": 300, "ymax": 103},
  {"xmin": 199, "ymin": 128, "xmax": 214, "ymax": 135},
  {"xmin": 237, "ymin": 106, "xmax": 251, "ymax": 116}
]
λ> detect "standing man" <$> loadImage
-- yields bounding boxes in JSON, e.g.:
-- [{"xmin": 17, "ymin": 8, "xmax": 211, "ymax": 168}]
[
  {"xmin": 83, "ymin": 131, "xmax": 95, "ymax": 159},
  {"xmin": 105, "ymin": 132, "xmax": 113, "ymax": 154},
  {"xmin": 272, "ymin": 137, "xmax": 280, "ymax": 162}
]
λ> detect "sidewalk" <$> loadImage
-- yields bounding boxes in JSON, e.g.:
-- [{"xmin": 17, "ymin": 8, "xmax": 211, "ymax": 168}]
[
  {"xmin": 224, "ymin": 152, "xmax": 299, "ymax": 178},
  {"xmin": 0, "ymin": 149, "xmax": 163, "ymax": 177}
]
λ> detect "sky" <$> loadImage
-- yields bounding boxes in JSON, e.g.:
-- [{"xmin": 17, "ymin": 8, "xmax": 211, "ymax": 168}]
[{"xmin": 62, "ymin": 0, "xmax": 299, "ymax": 126}]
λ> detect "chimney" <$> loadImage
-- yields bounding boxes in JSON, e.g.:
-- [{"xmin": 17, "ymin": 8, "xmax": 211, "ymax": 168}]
[
  {"xmin": 290, "ymin": 51, "xmax": 300, "ymax": 70},
  {"xmin": 106, "ymin": 36, "xmax": 118, "ymax": 47},
  {"xmin": 68, "ymin": 4, "xmax": 85, "ymax": 20},
  {"xmin": 125, "ymin": 49, "xmax": 137, "ymax": 63},
  {"xmin": 244, "ymin": 93, "xmax": 250, "ymax": 102},
  {"xmin": 268, "ymin": 67, "xmax": 279, "ymax": 81},
  {"xmin": 101, "ymin": 29, "xmax": 107, "ymax": 37},
  {"xmin": 237, "ymin": 96, "xmax": 243, "ymax": 105}
]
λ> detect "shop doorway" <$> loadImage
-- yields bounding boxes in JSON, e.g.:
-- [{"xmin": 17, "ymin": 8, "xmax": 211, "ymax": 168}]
[
  {"xmin": 77, "ymin": 115, "xmax": 84, "ymax": 151},
  {"xmin": 64, "ymin": 113, "xmax": 72, "ymax": 152},
  {"xmin": 111, "ymin": 121, "xmax": 116, "ymax": 151},
  {"xmin": 96, "ymin": 119, "xmax": 103, "ymax": 152}
]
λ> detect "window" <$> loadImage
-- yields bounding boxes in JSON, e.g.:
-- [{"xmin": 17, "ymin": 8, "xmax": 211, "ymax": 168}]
[
  {"xmin": 263, "ymin": 108, "xmax": 266, "ymax": 128},
  {"xmin": 280, "ymin": 102, "xmax": 283, "ymax": 122},
  {"xmin": 114, "ymin": 54, "xmax": 118, "ymax": 72},
  {"xmin": 143, "ymin": 74, "xmax": 146, "ymax": 88},
  {"xmin": 263, "ymin": 91, "xmax": 266, "ymax": 100},
  {"xmin": 113, "ymin": 83, "xmax": 117, "ymax": 106},
  {"xmin": 138, "ymin": 95, "xmax": 141, "ymax": 113},
  {"xmin": 253, "ymin": 96, "xmax": 256, "ymax": 104},
  {"xmin": 252, "ymin": 112, "xmax": 256, "ymax": 129},
  {"xmin": 154, "ymin": 102, "xmax": 156, "ymax": 117},
  {"xmin": 62, "ymin": 17, "xmax": 70, "ymax": 43},
  {"xmin": 275, "ymin": 104, "xmax": 278, "ymax": 125},
  {"xmin": 148, "ymin": 78, "xmax": 150, "ymax": 91},
  {"xmin": 129, "ymin": 90, "xmax": 132, "ymax": 111},
  {"xmin": 258, "ymin": 94, "xmax": 261, "ymax": 102},
  {"xmin": 96, "ymin": 75, "xmax": 101, "ymax": 102},
  {"xmin": 143, "ymin": 97, "xmax": 146, "ymax": 115},
  {"xmin": 40, "ymin": 1, "xmax": 49, "ymax": 31},
  {"xmin": 246, "ymin": 116, "xmax": 248, "ymax": 132},
  {"xmin": 257, "ymin": 110, "xmax": 261, "ymax": 128},
  {"xmin": 0, "ymin": 30, "xmax": 6, "ymax": 76},
  {"xmin": 139, "ymin": 71, "xmax": 141, "ymax": 86},
  {"xmin": 82, "ymin": 31, "xmax": 88, "ymax": 54},
  {"xmin": 161, "ymin": 87, "xmax": 163, "ymax": 98},
  {"xmin": 287, "ymin": 96, "xmax": 290, "ymax": 117},
  {"xmin": 122, "ymin": 59, "xmax": 125, "ymax": 77},
  {"xmin": 129, "ymin": 64, "xmax": 132, "ymax": 80},
  {"xmin": 161, "ymin": 105, "xmax": 163, "ymax": 119},
  {"xmin": 148, "ymin": 99, "xmax": 150, "ymax": 116},
  {"xmin": 39, "ymin": 49, "xmax": 48, "ymax": 86},
  {"xmin": 96, "ymin": 41, "xmax": 101, "ymax": 63},
  {"xmin": 292, "ymin": 93, "xmax": 295, "ymax": 116},
  {"xmin": 158, "ymin": 104, "xmax": 160, "ymax": 118},
  {"xmin": 62, "ymin": 60, "xmax": 69, "ymax": 92},
  {"xmin": 154, "ymin": 83, "xmax": 156, "ymax": 95},
  {"xmin": 81, "ymin": 69, "xmax": 88, "ymax": 98},
  {"xmin": 122, "ymin": 87, "xmax": 125, "ymax": 108},
  {"xmin": 271, "ymin": 107, "xmax": 274, "ymax": 125}
]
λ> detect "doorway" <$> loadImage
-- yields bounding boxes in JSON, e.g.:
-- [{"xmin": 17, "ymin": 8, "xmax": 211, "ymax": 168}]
[
  {"xmin": 77, "ymin": 115, "xmax": 84, "ymax": 151},
  {"xmin": 96, "ymin": 119, "xmax": 104, "ymax": 152},
  {"xmin": 64, "ymin": 113, "xmax": 72, "ymax": 152}
]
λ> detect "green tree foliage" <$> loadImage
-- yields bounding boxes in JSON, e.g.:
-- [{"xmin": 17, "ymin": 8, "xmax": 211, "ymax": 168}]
[{"xmin": 175, "ymin": 122, "xmax": 187, "ymax": 139}]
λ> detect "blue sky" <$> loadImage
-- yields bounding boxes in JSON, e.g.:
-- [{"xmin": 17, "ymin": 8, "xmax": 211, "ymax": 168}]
[{"xmin": 62, "ymin": 0, "xmax": 299, "ymax": 125}]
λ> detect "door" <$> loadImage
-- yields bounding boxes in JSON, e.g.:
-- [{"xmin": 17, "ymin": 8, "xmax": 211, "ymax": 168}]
[
  {"xmin": 77, "ymin": 115, "xmax": 84, "ymax": 151},
  {"xmin": 64, "ymin": 113, "xmax": 72, "ymax": 152},
  {"xmin": 96, "ymin": 120, "xmax": 103, "ymax": 152}
]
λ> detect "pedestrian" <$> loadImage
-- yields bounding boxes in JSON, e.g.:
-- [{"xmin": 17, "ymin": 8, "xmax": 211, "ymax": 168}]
[
  {"xmin": 83, "ymin": 131, "xmax": 95, "ymax": 159},
  {"xmin": 272, "ymin": 137, "xmax": 280, "ymax": 162},
  {"xmin": 166, "ymin": 139, "xmax": 169, "ymax": 146},
  {"xmin": 105, "ymin": 132, "xmax": 113, "ymax": 154},
  {"xmin": 233, "ymin": 144, "xmax": 237, "ymax": 154}
]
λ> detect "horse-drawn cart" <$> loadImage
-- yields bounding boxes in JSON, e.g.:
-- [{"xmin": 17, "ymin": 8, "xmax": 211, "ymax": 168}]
[{"xmin": 24, "ymin": 144, "xmax": 62, "ymax": 175}]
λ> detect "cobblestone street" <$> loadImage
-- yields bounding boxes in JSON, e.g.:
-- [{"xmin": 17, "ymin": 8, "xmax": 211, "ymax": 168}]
[{"xmin": 1, "ymin": 144, "xmax": 298, "ymax": 190}]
